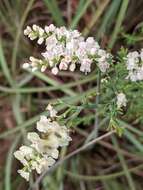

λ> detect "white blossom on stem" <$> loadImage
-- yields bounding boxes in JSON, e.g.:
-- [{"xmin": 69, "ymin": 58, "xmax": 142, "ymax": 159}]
[
  {"xmin": 14, "ymin": 104, "xmax": 72, "ymax": 181},
  {"xmin": 116, "ymin": 93, "xmax": 127, "ymax": 109},
  {"xmin": 125, "ymin": 50, "xmax": 143, "ymax": 81},
  {"xmin": 23, "ymin": 24, "xmax": 112, "ymax": 75}
]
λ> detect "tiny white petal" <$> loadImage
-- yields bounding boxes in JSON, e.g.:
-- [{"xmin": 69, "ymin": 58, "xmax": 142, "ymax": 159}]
[
  {"xmin": 37, "ymin": 37, "xmax": 44, "ymax": 44},
  {"xmin": 69, "ymin": 63, "xmax": 76, "ymax": 72},
  {"xmin": 41, "ymin": 65, "xmax": 47, "ymax": 72},
  {"xmin": 23, "ymin": 63, "xmax": 30, "ymax": 69},
  {"xmin": 117, "ymin": 93, "xmax": 127, "ymax": 109},
  {"xmin": 18, "ymin": 170, "xmax": 29, "ymax": 181},
  {"xmin": 51, "ymin": 67, "xmax": 58, "ymax": 75}
]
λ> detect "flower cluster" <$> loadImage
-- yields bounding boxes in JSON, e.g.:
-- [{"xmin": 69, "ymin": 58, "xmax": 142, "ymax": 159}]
[
  {"xmin": 116, "ymin": 92, "xmax": 127, "ymax": 109},
  {"xmin": 125, "ymin": 50, "xmax": 143, "ymax": 81},
  {"xmin": 14, "ymin": 104, "xmax": 72, "ymax": 181},
  {"xmin": 23, "ymin": 24, "xmax": 112, "ymax": 75}
]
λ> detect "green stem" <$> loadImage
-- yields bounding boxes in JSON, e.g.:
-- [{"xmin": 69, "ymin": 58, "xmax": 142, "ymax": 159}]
[
  {"xmin": 64, "ymin": 164, "xmax": 143, "ymax": 181},
  {"xmin": 86, "ymin": 69, "xmax": 101, "ymax": 143},
  {"xmin": 0, "ymin": 74, "xmax": 96, "ymax": 94},
  {"xmin": 4, "ymin": 135, "xmax": 21, "ymax": 190}
]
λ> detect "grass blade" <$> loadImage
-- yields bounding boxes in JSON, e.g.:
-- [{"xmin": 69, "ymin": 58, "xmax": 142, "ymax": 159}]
[
  {"xmin": 97, "ymin": 0, "xmax": 121, "ymax": 40},
  {"xmin": 27, "ymin": 70, "xmax": 76, "ymax": 96},
  {"xmin": 4, "ymin": 135, "xmax": 21, "ymax": 190},
  {"xmin": 124, "ymin": 130, "xmax": 143, "ymax": 152},
  {"xmin": 108, "ymin": 0, "xmax": 129, "ymax": 49},
  {"xmin": 12, "ymin": 0, "xmax": 35, "ymax": 73},
  {"xmin": 0, "ymin": 39, "xmax": 14, "ymax": 86},
  {"xmin": 70, "ymin": 0, "xmax": 93, "ymax": 29},
  {"xmin": 43, "ymin": 0, "xmax": 65, "ymax": 26},
  {"xmin": 83, "ymin": 0, "xmax": 110, "ymax": 36},
  {"xmin": 112, "ymin": 136, "xmax": 136, "ymax": 190}
]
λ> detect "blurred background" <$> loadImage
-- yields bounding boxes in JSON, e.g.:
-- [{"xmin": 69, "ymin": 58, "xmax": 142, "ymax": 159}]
[{"xmin": 0, "ymin": 0, "xmax": 143, "ymax": 189}]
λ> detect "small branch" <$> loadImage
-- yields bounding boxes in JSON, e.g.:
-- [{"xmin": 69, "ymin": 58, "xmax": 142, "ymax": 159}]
[
  {"xmin": 84, "ymin": 69, "xmax": 102, "ymax": 144},
  {"xmin": 94, "ymin": 70, "xmax": 101, "ymax": 135},
  {"xmin": 29, "ymin": 130, "xmax": 115, "ymax": 190}
]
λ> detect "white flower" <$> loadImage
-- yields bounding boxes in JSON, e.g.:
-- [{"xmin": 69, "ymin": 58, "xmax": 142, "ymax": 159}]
[
  {"xmin": 42, "ymin": 51, "xmax": 54, "ymax": 61},
  {"xmin": 41, "ymin": 65, "xmax": 47, "ymax": 72},
  {"xmin": 86, "ymin": 37, "xmax": 100, "ymax": 52},
  {"xmin": 64, "ymin": 55, "xmax": 72, "ymax": 63},
  {"xmin": 36, "ymin": 115, "xmax": 51, "ymax": 133},
  {"xmin": 101, "ymin": 78, "xmax": 108, "ymax": 83},
  {"xmin": 31, "ymin": 160, "xmax": 39, "ymax": 171},
  {"xmin": 38, "ymin": 147, "xmax": 59, "ymax": 159},
  {"xmin": 80, "ymin": 58, "xmax": 92, "ymax": 74},
  {"xmin": 66, "ymin": 40, "xmax": 78, "ymax": 56},
  {"xmin": 18, "ymin": 170, "xmax": 30, "ymax": 181},
  {"xmin": 27, "ymin": 132, "xmax": 40, "ymax": 144},
  {"xmin": 45, "ymin": 157, "xmax": 55, "ymax": 166},
  {"xmin": 125, "ymin": 50, "xmax": 143, "ymax": 81},
  {"xmin": 126, "ymin": 58, "xmax": 137, "ymax": 70},
  {"xmin": 24, "ymin": 56, "xmax": 47, "ymax": 72},
  {"xmin": 53, "ymin": 44, "xmax": 64, "ymax": 56},
  {"xmin": 32, "ymin": 24, "xmax": 38, "ymax": 31},
  {"xmin": 127, "ymin": 51, "xmax": 139, "ymax": 59},
  {"xmin": 46, "ymin": 104, "xmax": 57, "ymax": 117},
  {"xmin": 117, "ymin": 93, "xmax": 127, "ymax": 109},
  {"xmin": 45, "ymin": 24, "xmax": 56, "ymax": 33},
  {"xmin": 76, "ymin": 43, "xmax": 87, "ymax": 59},
  {"xmin": 56, "ymin": 126, "xmax": 72, "ymax": 146},
  {"xmin": 14, "ymin": 150, "xmax": 28, "ymax": 166},
  {"xmin": 29, "ymin": 56, "xmax": 36, "ymax": 62},
  {"xmin": 38, "ymin": 27, "xmax": 44, "ymax": 36},
  {"xmin": 14, "ymin": 146, "xmax": 34, "ymax": 165},
  {"xmin": 24, "ymin": 24, "xmax": 112, "ymax": 75},
  {"xmin": 69, "ymin": 63, "xmax": 76, "ymax": 71},
  {"xmin": 37, "ymin": 37, "xmax": 44, "ymax": 45},
  {"xmin": 28, "ymin": 33, "xmax": 37, "ymax": 40},
  {"xmin": 32, "ymin": 137, "xmax": 59, "ymax": 153},
  {"xmin": 36, "ymin": 157, "xmax": 55, "ymax": 174},
  {"xmin": 23, "ymin": 63, "xmax": 30, "ymax": 69},
  {"xmin": 19, "ymin": 146, "xmax": 33, "ymax": 158},
  {"xmin": 55, "ymin": 26, "xmax": 67, "ymax": 39},
  {"xmin": 98, "ymin": 61, "xmax": 110, "ymax": 73},
  {"xmin": 36, "ymin": 116, "xmax": 61, "ymax": 134},
  {"xmin": 90, "ymin": 48, "xmax": 97, "ymax": 55},
  {"xmin": 50, "ymin": 149, "xmax": 59, "ymax": 159},
  {"xmin": 46, "ymin": 35, "xmax": 58, "ymax": 50},
  {"xmin": 59, "ymin": 60, "xmax": 68, "ymax": 70},
  {"xmin": 70, "ymin": 30, "xmax": 81, "ymax": 38},
  {"xmin": 46, "ymin": 134, "xmax": 60, "ymax": 148},
  {"xmin": 37, "ymin": 118, "xmax": 59, "ymax": 134},
  {"xmin": 24, "ymin": 25, "xmax": 45, "ymax": 43},
  {"xmin": 24, "ymin": 26, "xmax": 32, "ymax": 36},
  {"xmin": 14, "ymin": 103, "xmax": 72, "ymax": 181},
  {"xmin": 51, "ymin": 67, "xmax": 59, "ymax": 75},
  {"xmin": 97, "ymin": 50, "xmax": 110, "ymax": 72}
]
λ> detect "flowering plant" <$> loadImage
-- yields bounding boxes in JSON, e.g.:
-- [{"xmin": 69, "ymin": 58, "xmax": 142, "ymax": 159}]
[
  {"xmin": 14, "ymin": 104, "xmax": 71, "ymax": 181},
  {"xmin": 23, "ymin": 24, "xmax": 111, "ymax": 74},
  {"xmin": 14, "ymin": 24, "xmax": 143, "ymax": 183}
]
